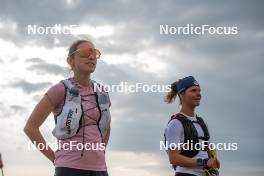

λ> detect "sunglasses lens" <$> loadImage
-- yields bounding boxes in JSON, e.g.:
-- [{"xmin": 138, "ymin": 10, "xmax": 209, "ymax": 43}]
[
  {"xmin": 77, "ymin": 48, "xmax": 101, "ymax": 59},
  {"xmin": 94, "ymin": 49, "xmax": 101, "ymax": 59},
  {"xmin": 78, "ymin": 48, "xmax": 89, "ymax": 57}
]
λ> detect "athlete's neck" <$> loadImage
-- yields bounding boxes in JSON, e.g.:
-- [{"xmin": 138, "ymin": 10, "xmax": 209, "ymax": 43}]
[
  {"xmin": 180, "ymin": 106, "xmax": 195, "ymax": 117},
  {"xmin": 73, "ymin": 73, "xmax": 91, "ymax": 87}
]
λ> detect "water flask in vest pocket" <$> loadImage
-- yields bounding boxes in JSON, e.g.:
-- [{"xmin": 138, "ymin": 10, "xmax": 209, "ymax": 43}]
[
  {"xmin": 98, "ymin": 92, "xmax": 111, "ymax": 138},
  {"xmin": 53, "ymin": 87, "xmax": 82, "ymax": 139}
]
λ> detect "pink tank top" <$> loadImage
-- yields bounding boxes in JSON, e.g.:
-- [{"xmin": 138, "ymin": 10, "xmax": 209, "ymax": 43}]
[{"xmin": 45, "ymin": 77, "xmax": 108, "ymax": 171}]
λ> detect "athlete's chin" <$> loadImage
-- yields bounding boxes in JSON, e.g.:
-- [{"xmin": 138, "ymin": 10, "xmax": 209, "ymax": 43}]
[
  {"xmin": 193, "ymin": 102, "xmax": 200, "ymax": 107},
  {"xmin": 81, "ymin": 68, "xmax": 96, "ymax": 73}
]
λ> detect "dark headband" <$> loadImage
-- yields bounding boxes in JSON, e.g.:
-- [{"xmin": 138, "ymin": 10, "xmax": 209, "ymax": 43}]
[{"xmin": 176, "ymin": 76, "xmax": 199, "ymax": 94}]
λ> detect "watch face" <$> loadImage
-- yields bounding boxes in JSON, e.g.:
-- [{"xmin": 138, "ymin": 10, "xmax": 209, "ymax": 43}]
[
  {"xmin": 203, "ymin": 159, "xmax": 209, "ymax": 168},
  {"xmin": 197, "ymin": 158, "xmax": 203, "ymax": 166}
]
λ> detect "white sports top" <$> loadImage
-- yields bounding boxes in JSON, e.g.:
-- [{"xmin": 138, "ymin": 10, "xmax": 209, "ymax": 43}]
[{"xmin": 164, "ymin": 112, "xmax": 209, "ymax": 176}]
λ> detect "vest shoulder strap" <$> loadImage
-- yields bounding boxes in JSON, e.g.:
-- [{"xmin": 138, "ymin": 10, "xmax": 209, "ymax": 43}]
[
  {"xmin": 61, "ymin": 79, "xmax": 75, "ymax": 90},
  {"xmin": 196, "ymin": 116, "xmax": 210, "ymax": 141},
  {"xmin": 170, "ymin": 113, "xmax": 187, "ymax": 121}
]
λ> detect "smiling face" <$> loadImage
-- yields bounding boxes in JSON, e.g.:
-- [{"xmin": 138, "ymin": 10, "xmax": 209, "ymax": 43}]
[
  {"xmin": 180, "ymin": 86, "xmax": 201, "ymax": 108},
  {"xmin": 68, "ymin": 41, "xmax": 98, "ymax": 74}
]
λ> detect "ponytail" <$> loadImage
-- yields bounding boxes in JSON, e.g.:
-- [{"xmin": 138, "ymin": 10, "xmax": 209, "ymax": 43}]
[{"xmin": 164, "ymin": 81, "xmax": 179, "ymax": 104}]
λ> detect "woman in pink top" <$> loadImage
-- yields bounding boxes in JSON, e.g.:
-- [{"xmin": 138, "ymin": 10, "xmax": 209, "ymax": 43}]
[{"xmin": 24, "ymin": 40, "xmax": 111, "ymax": 176}]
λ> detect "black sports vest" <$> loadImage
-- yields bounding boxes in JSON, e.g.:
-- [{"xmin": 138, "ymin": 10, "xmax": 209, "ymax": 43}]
[{"xmin": 169, "ymin": 113, "xmax": 210, "ymax": 158}]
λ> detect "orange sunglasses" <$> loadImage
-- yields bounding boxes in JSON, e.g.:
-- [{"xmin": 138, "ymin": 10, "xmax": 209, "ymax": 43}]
[{"xmin": 71, "ymin": 48, "xmax": 101, "ymax": 59}]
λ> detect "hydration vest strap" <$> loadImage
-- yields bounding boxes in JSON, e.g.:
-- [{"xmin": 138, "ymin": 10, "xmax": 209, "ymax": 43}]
[
  {"xmin": 192, "ymin": 121, "xmax": 199, "ymax": 124},
  {"xmin": 62, "ymin": 79, "xmax": 75, "ymax": 90},
  {"xmin": 198, "ymin": 136, "xmax": 208, "ymax": 140},
  {"xmin": 196, "ymin": 116, "xmax": 210, "ymax": 141},
  {"xmin": 170, "ymin": 113, "xmax": 186, "ymax": 121}
]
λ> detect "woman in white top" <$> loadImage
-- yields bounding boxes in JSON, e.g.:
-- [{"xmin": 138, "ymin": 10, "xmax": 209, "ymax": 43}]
[{"xmin": 164, "ymin": 76, "xmax": 220, "ymax": 176}]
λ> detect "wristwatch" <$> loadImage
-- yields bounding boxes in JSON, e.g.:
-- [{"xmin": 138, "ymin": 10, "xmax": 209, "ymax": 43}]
[{"xmin": 196, "ymin": 158, "xmax": 208, "ymax": 168}]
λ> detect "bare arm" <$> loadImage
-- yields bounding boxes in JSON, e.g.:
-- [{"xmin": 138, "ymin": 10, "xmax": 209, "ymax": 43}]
[
  {"xmin": 24, "ymin": 95, "xmax": 55, "ymax": 163},
  {"xmin": 168, "ymin": 148, "xmax": 198, "ymax": 168},
  {"xmin": 103, "ymin": 126, "xmax": 111, "ymax": 147},
  {"xmin": 0, "ymin": 153, "xmax": 3, "ymax": 168}
]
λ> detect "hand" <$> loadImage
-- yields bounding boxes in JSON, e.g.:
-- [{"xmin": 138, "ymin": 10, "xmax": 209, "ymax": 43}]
[
  {"xmin": 206, "ymin": 158, "xmax": 219, "ymax": 169},
  {"xmin": 50, "ymin": 157, "xmax": 55, "ymax": 165},
  {"xmin": 215, "ymin": 158, "xmax": 220, "ymax": 169},
  {"xmin": 47, "ymin": 152, "xmax": 55, "ymax": 165}
]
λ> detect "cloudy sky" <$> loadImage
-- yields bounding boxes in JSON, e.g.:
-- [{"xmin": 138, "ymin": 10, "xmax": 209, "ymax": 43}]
[{"xmin": 0, "ymin": 0, "xmax": 263, "ymax": 175}]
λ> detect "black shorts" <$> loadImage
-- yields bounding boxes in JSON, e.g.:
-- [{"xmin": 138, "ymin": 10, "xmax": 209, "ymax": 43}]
[
  {"xmin": 175, "ymin": 173, "xmax": 197, "ymax": 176},
  {"xmin": 54, "ymin": 167, "xmax": 109, "ymax": 176}
]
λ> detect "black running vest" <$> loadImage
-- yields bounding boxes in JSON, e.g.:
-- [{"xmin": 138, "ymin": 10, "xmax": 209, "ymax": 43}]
[{"xmin": 167, "ymin": 113, "xmax": 210, "ymax": 158}]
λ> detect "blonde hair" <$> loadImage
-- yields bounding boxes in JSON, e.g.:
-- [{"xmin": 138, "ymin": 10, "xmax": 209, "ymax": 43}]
[{"xmin": 164, "ymin": 81, "xmax": 179, "ymax": 103}]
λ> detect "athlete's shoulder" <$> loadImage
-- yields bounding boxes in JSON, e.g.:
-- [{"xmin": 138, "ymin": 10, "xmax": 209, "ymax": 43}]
[
  {"xmin": 167, "ymin": 114, "xmax": 184, "ymax": 131},
  {"xmin": 45, "ymin": 80, "xmax": 66, "ymax": 108},
  {"xmin": 47, "ymin": 80, "xmax": 65, "ymax": 94},
  {"xmin": 167, "ymin": 113, "xmax": 185, "ymax": 126},
  {"xmin": 170, "ymin": 113, "xmax": 187, "ymax": 121}
]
